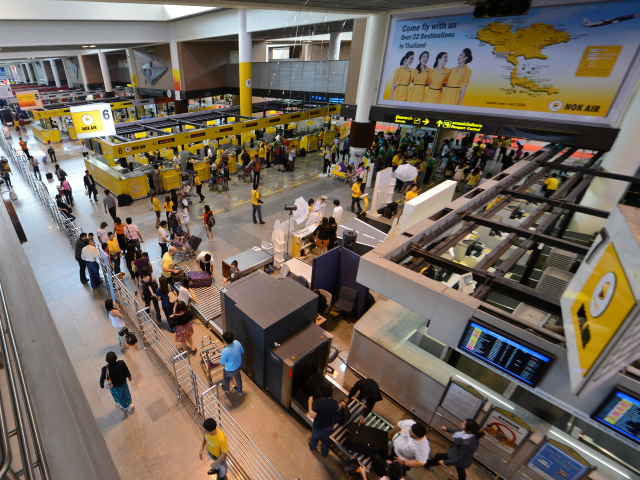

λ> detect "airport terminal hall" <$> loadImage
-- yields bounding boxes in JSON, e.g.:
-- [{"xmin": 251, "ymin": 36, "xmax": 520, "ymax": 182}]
[{"xmin": 2, "ymin": 0, "xmax": 640, "ymax": 478}]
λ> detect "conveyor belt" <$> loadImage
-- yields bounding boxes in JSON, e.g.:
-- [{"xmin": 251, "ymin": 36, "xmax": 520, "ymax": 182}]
[{"xmin": 191, "ymin": 284, "xmax": 223, "ymax": 336}]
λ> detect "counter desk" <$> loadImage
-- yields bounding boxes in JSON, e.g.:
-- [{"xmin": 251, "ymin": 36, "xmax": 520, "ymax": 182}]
[
  {"xmin": 32, "ymin": 123, "xmax": 61, "ymax": 144},
  {"xmin": 84, "ymin": 158, "xmax": 150, "ymax": 199}
]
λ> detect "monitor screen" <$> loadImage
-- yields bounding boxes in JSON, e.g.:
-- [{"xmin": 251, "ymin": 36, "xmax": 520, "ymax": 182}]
[
  {"xmin": 458, "ymin": 320, "xmax": 553, "ymax": 386},
  {"xmin": 592, "ymin": 388, "xmax": 640, "ymax": 444}
]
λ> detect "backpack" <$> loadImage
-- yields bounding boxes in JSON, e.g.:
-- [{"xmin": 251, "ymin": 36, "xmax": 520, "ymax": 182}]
[
  {"xmin": 206, "ymin": 213, "xmax": 216, "ymax": 228},
  {"xmin": 168, "ymin": 212, "xmax": 178, "ymax": 228}
]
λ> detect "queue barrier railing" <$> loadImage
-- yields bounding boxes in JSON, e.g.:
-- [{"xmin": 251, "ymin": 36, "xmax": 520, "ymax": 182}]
[{"xmin": 0, "ymin": 135, "xmax": 285, "ymax": 480}]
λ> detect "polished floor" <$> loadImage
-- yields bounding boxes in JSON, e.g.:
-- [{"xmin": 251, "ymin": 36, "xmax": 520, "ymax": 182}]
[{"xmin": 2, "ymin": 126, "xmax": 493, "ymax": 480}]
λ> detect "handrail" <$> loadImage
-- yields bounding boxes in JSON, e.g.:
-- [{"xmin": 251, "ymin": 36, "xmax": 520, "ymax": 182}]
[{"xmin": 1, "ymin": 134, "xmax": 286, "ymax": 480}]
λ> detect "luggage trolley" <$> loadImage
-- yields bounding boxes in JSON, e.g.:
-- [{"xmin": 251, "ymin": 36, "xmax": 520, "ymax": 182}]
[{"xmin": 200, "ymin": 335, "xmax": 223, "ymax": 386}]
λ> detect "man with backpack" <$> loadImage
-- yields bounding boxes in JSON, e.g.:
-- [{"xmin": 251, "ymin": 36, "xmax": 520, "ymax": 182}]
[{"xmin": 251, "ymin": 154, "xmax": 261, "ymax": 185}]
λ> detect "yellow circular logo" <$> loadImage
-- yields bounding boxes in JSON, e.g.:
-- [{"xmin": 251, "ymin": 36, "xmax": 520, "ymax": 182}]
[
  {"xmin": 127, "ymin": 180, "xmax": 142, "ymax": 195},
  {"xmin": 81, "ymin": 114, "xmax": 94, "ymax": 126}
]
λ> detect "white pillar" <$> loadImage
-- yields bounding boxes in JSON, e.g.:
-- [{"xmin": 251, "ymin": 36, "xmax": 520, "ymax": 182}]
[
  {"xmin": 328, "ymin": 32, "xmax": 342, "ymax": 61},
  {"xmin": 569, "ymin": 84, "xmax": 640, "ymax": 234},
  {"xmin": 304, "ymin": 43, "xmax": 312, "ymax": 61},
  {"xmin": 77, "ymin": 56, "xmax": 89, "ymax": 90},
  {"xmin": 27, "ymin": 64, "xmax": 37, "ymax": 84},
  {"xmin": 355, "ymin": 14, "xmax": 388, "ymax": 123},
  {"xmin": 238, "ymin": 9, "xmax": 252, "ymax": 117},
  {"xmin": 62, "ymin": 58, "xmax": 73, "ymax": 88},
  {"xmin": 39, "ymin": 61, "xmax": 50, "ymax": 85},
  {"xmin": 49, "ymin": 59, "xmax": 62, "ymax": 87},
  {"xmin": 168, "ymin": 41, "xmax": 182, "ymax": 100},
  {"xmin": 97, "ymin": 50, "xmax": 113, "ymax": 94}
]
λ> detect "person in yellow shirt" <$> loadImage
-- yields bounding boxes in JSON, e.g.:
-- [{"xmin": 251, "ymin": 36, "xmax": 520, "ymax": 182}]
[
  {"xmin": 199, "ymin": 418, "xmax": 229, "ymax": 477},
  {"xmin": 391, "ymin": 51, "xmax": 414, "ymax": 101},
  {"xmin": 152, "ymin": 192, "xmax": 162, "ymax": 228},
  {"xmin": 251, "ymin": 183, "xmax": 265, "ymax": 224},
  {"xmin": 163, "ymin": 196, "xmax": 173, "ymax": 221},
  {"xmin": 408, "ymin": 51, "xmax": 430, "ymax": 103},
  {"xmin": 258, "ymin": 143, "xmax": 266, "ymax": 167},
  {"xmin": 405, "ymin": 184, "xmax": 419, "ymax": 201},
  {"xmin": 351, "ymin": 178, "xmax": 363, "ymax": 214},
  {"xmin": 464, "ymin": 167, "xmax": 481, "ymax": 194},
  {"xmin": 425, "ymin": 52, "xmax": 449, "ymax": 103},
  {"xmin": 543, "ymin": 173, "xmax": 559, "ymax": 198},
  {"xmin": 106, "ymin": 232, "xmax": 124, "ymax": 277},
  {"xmin": 391, "ymin": 153, "xmax": 402, "ymax": 171},
  {"xmin": 441, "ymin": 48, "xmax": 473, "ymax": 105},
  {"xmin": 193, "ymin": 173, "xmax": 205, "ymax": 202}
]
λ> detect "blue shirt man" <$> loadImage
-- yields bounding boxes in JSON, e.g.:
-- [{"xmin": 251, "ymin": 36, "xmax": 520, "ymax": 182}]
[{"xmin": 220, "ymin": 332, "xmax": 244, "ymax": 395}]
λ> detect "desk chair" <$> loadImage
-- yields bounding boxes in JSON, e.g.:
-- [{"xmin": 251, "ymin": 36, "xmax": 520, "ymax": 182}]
[{"xmin": 332, "ymin": 286, "xmax": 358, "ymax": 316}]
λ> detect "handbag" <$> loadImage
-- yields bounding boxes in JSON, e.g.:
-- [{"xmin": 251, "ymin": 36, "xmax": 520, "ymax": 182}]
[
  {"xmin": 167, "ymin": 288, "xmax": 178, "ymax": 303},
  {"xmin": 104, "ymin": 365, "xmax": 112, "ymax": 389}
]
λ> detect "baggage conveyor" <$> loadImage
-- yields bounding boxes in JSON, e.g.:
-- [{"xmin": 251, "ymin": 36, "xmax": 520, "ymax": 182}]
[{"xmin": 191, "ymin": 283, "xmax": 223, "ymax": 336}]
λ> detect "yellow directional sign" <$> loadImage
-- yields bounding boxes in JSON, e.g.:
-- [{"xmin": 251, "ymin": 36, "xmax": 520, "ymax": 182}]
[{"xmin": 570, "ymin": 243, "xmax": 636, "ymax": 376}]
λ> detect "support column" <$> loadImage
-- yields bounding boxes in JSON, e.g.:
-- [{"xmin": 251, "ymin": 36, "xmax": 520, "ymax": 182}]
[
  {"xmin": 569, "ymin": 83, "xmax": 640, "ymax": 234},
  {"xmin": 39, "ymin": 61, "xmax": 50, "ymax": 85},
  {"xmin": 22, "ymin": 64, "xmax": 33, "ymax": 83},
  {"xmin": 238, "ymin": 9, "xmax": 253, "ymax": 117},
  {"xmin": 125, "ymin": 48, "xmax": 145, "ymax": 118},
  {"xmin": 328, "ymin": 32, "xmax": 342, "ymax": 61},
  {"xmin": 97, "ymin": 50, "xmax": 114, "ymax": 97},
  {"xmin": 350, "ymin": 14, "xmax": 389, "ymax": 162},
  {"xmin": 168, "ymin": 41, "xmax": 182, "ymax": 101},
  {"xmin": 27, "ymin": 64, "xmax": 37, "ymax": 84},
  {"xmin": 304, "ymin": 43, "xmax": 312, "ymax": 61},
  {"xmin": 77, "ymin": 56, "xmax": 89, "ymax": 90},
  {"xmin": 61, "ymin": 58, "xmax": 73, "ymax": 88},
  {"xmin": 49, "ymin": 59, "xmax": 62, "ymax": 87}
]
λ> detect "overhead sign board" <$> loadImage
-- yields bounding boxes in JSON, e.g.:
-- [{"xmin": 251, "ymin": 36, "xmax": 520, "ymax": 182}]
[
  {"xmin": 16, "ymin": 90, "xmax": 43, "ymax": 110},
  {"xmin": 383, "ymin": 113, "xmax": 498, "ymax": 133},
  {"xmin": 378, "ymin": 1, "xmax": 640, "ymax": 125},
  {"xmin": 70, "ymin": 103, "xmax": 116, "ymax": 139}
]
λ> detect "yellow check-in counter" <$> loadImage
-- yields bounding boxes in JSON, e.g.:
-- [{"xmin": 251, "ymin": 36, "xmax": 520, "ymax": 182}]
[
  {"xmin": 160, "ymin": 168, "xmax": 182, "ymax": 191},
  {"xmin": 84, "ymin": 158, "xmax": 150, "ymax": 199},
  {"xmin": 194, "ymin": 162, "xmax": 210, "ymax": 181},
  {"xmin": 32, "ymin": 124, "xmax": 62, "ymax": 144},
  {"xmin": 288, "ymin": 138, "xmax": 300, "ymax": 153},
  {"xmin": 68, "ymin": 126, "xmax": 77, "ymax": 140}
]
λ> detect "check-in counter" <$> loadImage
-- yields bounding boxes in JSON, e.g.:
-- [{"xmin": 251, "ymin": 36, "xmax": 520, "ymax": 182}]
[
  {"xmin": 194, "ymin": 161, "xmax": 210, "ymax": 181},
  {"xmin": 160, "ymin": 168, "xmax": 182, "ymax": 191},
  {"xmin": 84, "ymin": 157, "xmax": 150, "ymax": 199},
  {"xmin": 288, "ymin": 138, "xmax": 300, "ymax": 153},
  {"xmin": 32, "ymin": 124, "xmax": 62, "ymax": 144}
]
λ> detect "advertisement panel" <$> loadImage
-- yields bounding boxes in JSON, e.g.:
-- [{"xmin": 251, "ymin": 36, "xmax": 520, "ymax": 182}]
[
  {"xmin": 481, "ymin": 407, "xmax": 531, "ymax": 455},
  {"xmin": 69, "ymin": 103, "xmax": 116, "ymax": 139},
  {"xmin": 527, "ymin": 439, "xmax": 590, "ymax": 480},
  {"xmin": 378, "ymin": 1, "xmax": 640, "ymax": 122},
  {"xmin": 16, "ymin": 90, "xmax": 43, "ymax": 110}
]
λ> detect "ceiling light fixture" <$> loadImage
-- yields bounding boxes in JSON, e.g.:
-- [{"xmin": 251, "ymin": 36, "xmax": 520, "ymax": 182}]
[
  {"xmin": 90, "ymin": 45, "xmax": 96, "ymax": 47},
  {"xmin": 82, "ymin": 46, "xmax": 89, "ymax": 48}
]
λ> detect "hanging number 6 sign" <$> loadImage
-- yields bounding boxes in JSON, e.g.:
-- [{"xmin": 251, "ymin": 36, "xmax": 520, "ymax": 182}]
[{"xmin": 70, "ymin": 103, "xmax": 116, "ymax": 139}]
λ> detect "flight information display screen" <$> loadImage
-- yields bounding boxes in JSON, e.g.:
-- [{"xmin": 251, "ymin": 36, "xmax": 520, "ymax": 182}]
[
  {"xmin": 459, "ymin": 320, "xmax": 553, "ymax": 386},
  {"xmin": 593, "ymin": 389, "xmax": 640, "ymax": 444}
]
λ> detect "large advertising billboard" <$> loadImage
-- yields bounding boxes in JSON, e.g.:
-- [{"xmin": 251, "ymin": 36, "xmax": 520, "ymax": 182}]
[{"xmin": 378, "ymin": 1, "xmax": 640, "ymax": 122}]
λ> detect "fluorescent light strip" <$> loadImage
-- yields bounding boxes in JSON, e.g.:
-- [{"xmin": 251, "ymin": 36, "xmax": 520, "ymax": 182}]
[
  {"xmin": 548, "ymin": 431, "xmax": 631, "ymax": 479},
  {"xmin": 455, "ymin": 375, "xmax": 514, "ymax": 410}
]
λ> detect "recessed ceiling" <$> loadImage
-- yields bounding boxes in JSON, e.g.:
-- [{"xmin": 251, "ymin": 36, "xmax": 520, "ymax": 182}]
[{"xmin": 0, "ymin": 44, "xmax": 146, "ymax": 54}]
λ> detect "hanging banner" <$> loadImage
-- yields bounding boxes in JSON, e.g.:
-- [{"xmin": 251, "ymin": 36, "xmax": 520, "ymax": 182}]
[
  {"xmin": 378, "ymin": 0, "xmax": 640, "ymax": 122},
  {"xmin": 481, "ymin": 407, "xmax": 531, "ymax": 455},
  {"xmin": 15, "ymin": 90, "xmax": 43, "ymax": 110},
  {"xmin": 69, "ymin": 103, "xmax": 116, "ymax": 139},
  {"xmin": 527, "ymin": 439, "xmax": 590, "ymax": 480}
]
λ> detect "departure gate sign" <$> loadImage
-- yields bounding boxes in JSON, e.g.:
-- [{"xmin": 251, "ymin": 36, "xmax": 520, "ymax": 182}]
[{"xmin": 70, "ymin": 103, "xmax": 116, "ymax": 139}]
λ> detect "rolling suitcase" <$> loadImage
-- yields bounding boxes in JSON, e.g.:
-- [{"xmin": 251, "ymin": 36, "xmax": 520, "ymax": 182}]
[
  {"xmin": 344, "ymin": 423, "xmax": 389, "ymax": 457},
  {"xmin": 188, "ymin": 235, "xmax": 202, "ymax": 251},
  {"xmin": 285, "ymin": 161, "xmax": 294, "ymax": 172},
  {"xmin": 188, "ymin": 271, "xmax": 212, "ymax": 288}
]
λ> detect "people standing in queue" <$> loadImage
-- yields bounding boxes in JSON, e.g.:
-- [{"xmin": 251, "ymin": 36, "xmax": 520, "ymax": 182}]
[
  {"xmin": 103, "ymin": 189, "xmax": 117, "ymax": 221},
  {"xmin": 107, "ymin": 231, "xmax": 124, "ymax": 278},
  {"xmin": 348, "ymin": 377, "xmax": 382, "ymax": 424},
  {"xmin": 158, "ymin": 220, "xmax": 169, "ymax": 255},
  {"xmin": 170, "ymin": 301, "xmax": 196, "ymax": 354},
  {"xmin": 332, "ymin": 199, "xmax": 343, "ymax": 224},
  {"xmin": 75, "ymin": 233, "xmax": 89, "ymax": 284},
  {"xmin": 388, "ymin": 420, "xmax": 430, "ymax": 475},
  {"xmin": 425, "ymin": 421, "xmax": 483, "ymax": 480},
  {"xmin": 425, "ymin": 52, "xmax": 449, "ymax": 104},
  {"xmin": 97, "ymin": 221, "xmax": 109, "ymax": 245},
  {"xmin": 203, "ymin": 205, "xmax": 215, "ymax": 242},
  {"xmin": 104, "ymin": 300, "xmax": 129, "ymax": 352},
  {"xmin": 251, "ymin": 184, "xmax": 265, "ymax": 225},
  {"xmin": 220, "ymin": 332, "xmax": 244, "ymax": 395},
  {"xmin": 308, "ymin": 384, "xmax": 339, "ymax": 457},
  {"xmin": 46, "ymin": 140, "xmax": 57, "ymax": 163},
  {"xmin": 100, "ymin": 351, "xmax": 135, "ymax": 414},
  {"xmin": 139, "ymin": 267, "xmax": 161, "ymax": 325},
  {"xmin": 391, "ymin": 51, "xmax": 414, "ymax": 101},
  {"xmin": 83, "ymin": 170, "xmax": 98, "ymax": 201},
  {"xmin": 351, "ymin": 178, "xmax": 363, "ymax": 214},
  {"xmin": 156, "ymin": 277, "xmax": 177, "ymax": 324},
  {"xmin": 199, "ymin": 418, "xmax": 229, "ymax": 478},
  {"xmin": 81, "ymin": 238, "xmax": 102, "ymax": 290}
]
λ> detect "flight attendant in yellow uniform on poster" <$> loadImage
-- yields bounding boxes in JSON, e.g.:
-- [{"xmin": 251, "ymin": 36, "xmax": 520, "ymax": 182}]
[
  {"xmin": 408, "ymin": 51, "xmax": 430, "ymax": 103},
  {"xmin": 391, "ymin": 51, "xmax": 414, "ymax": 102},
  {"xmin": 424, "ymin": 52, "xmax": 449, "ymax": 104},
  {"xmin": 441, "ymin": 48, "xmax": 473, "ymax": 105}
]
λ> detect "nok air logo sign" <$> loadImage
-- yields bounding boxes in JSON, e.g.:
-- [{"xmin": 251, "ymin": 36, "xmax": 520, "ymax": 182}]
[
  {"xmin": 69, "ymin": 103, "xmax": 116, "ymax": 139},
  {"xmin": 570, "ymin": 243, "xmax": 636, "ymax": 375}
]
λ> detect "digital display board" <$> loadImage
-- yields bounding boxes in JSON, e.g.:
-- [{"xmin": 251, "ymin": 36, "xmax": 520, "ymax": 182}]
[
  {"xmin": 459, "ymin": 320, "xmax": 553, "ymax": 386},
  {"xmin": 592, "ymin": 388, "xmax": 640, "ymax": 444}
]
